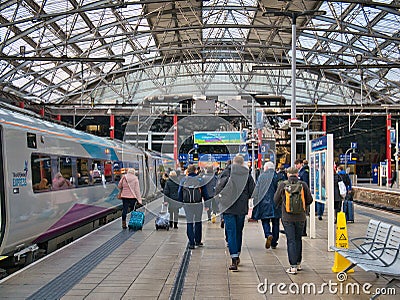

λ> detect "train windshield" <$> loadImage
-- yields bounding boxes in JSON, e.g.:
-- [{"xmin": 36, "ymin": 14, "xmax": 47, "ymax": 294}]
[{"xmin": 0, "ymin": 125, "xmax": 5, "ymax": 249}]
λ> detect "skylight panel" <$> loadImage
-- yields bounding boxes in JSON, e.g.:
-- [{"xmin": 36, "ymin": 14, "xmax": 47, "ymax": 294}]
[
  {"xmin": 12, "ymin": 73, "xmax": 34, "ymax": 88},
  {"xmin": 202, "ymin": 0, "xmax": 257, "ymax": 41},
  {"xmin": 44, "ymin": 0, "xmax": 73, "ymax": 14},
  {"xmin": 2, "ymin": 4, "xmax": 30, "ymax": 21},
  {"xmin": 374, "ymin": 15, "xmax": 400, "ymax": 35},
  {"xmin": 385, "ymin": 69, "xmax": 400, "ymax": 82}
]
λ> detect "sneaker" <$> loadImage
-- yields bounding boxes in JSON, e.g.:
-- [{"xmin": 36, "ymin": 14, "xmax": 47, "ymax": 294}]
[
  {"xmin": 271, "ymin": 244, "xmax": 277, "ymax": 249},
  {"xmin": 286, "ymin": 267, "xmax": 297, "ymax": 274},
  {"xmin": 220, "ymin": 220, "xmax": 225, "ymax": 229},
  {"xmin": 297, "ymin": 264, "xmax": 302, "ymax": 271},
  {"xmin": 188, "ymin": 244, "xmax": 195, "ymax": 250},
  {"xmin": 318, "ymin": 216, "xmax": 323, "ymax": 221},
  {"xmin": 265, "ymin": 235, "xmax": 273, "ymax": 249},
  {"xmin": 237, "ymin": 257, "xmax": 240, "ymax": 265},
  {"xmin": 195, "ymin": 242, "xmax": 204, "ymax": 247}
]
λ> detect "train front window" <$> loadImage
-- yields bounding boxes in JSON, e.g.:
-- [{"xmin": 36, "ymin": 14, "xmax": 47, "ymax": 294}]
[{"xmin": 31, "ymin": 154, "xmax": 51, "ymax": 192}]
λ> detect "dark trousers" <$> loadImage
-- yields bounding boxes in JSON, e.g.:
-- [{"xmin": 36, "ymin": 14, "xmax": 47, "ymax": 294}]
[
  {"xmin": 334, "ymin": 200, "xmax": 342, "ymax": 222},
  {"xmin": 205, "ymin": 198, "xmax": 219, "ymax": 220},
  {"xmin": 168, "ymin": 205, "xmax": 179, "ymax": 223},
  {"xmin": 261, "ymin": 218, "xmax": 280, "ymax": 247},
  {"xmin": 282, "ymin": 221, "xmax": 305, "ymax": 267},
  {"xmin": 122, "ymin": 198, "xmax": 137, "ymax": 221},
  {"xmin": 184, "ymin": 203, "xmax": 203, "ymax": 246},
  {"xmin": 223, "ymin": 213, "xmax": 245, "ymax": 258}
]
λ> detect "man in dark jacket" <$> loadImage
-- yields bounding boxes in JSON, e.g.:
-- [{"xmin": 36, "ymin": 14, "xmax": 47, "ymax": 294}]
[
  {"xmin": 274, "ymin": 167, "xmax": 313, "ymax": 275},
  {"xmin": 202, "ymin": 166, "xmax": 218, "ymax": 222},
  {"xmin": 251, "ymin": 161, "xmax": 280, "ymax": 249},
  {"xmin": 178, "ymin": 164, "xmax": 209, "ymax": 249},
  {"xmin": 164, "ymin": 170, "xmax": 180, "ymax": 229},
  {"xmin": 215, "ymin": 155, "xmax": 255, "ymax": 271}
]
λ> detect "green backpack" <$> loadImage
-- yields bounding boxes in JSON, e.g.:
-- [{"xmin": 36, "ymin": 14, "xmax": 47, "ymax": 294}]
[{"xmin": 283, "ymin": 181, "xmax": 306, "ymax": 214}]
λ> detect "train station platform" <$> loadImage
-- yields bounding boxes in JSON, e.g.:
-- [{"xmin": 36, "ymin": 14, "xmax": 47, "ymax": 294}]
[{"xmin": 0, "ymin": 199, "xmax": 398, "ymax": 299}]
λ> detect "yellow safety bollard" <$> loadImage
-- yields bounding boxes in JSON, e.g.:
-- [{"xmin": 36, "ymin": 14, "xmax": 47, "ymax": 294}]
[{"xmin": 332, "ymin": 212, "xmax": 354, "ymax": 273}]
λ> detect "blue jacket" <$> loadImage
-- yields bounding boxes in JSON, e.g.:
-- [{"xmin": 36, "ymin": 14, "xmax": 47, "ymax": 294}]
[
  {"xmin": 338, "ymin": 170, "xmax": 352, "ymax": 191},
  {"xmin": 298, "ymin": 166, "xmax": 310, "ymax": 187},
  {"xmin": 251, "ymin": 169, "xmax": 280, "ymax": 219}
]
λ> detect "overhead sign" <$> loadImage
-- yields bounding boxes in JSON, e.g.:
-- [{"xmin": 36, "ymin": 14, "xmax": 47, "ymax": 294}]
[
  {"xmin": 351, "ymin": 142, "xmax": 358, "ymax": 149},
  {"xmin": 311, "ymin": 135, "xmax": 328, "ymax": 151},
  {"xmin": 194, "ymin": 131, "xmax": 242, "ymax": 145},
  {"xmin": 239, "ymin": 144, "xmax": 248, "ymax": 154},
  {"xmin": 259, "ymin": 143, "xmax": 269, "ymax": 154}
]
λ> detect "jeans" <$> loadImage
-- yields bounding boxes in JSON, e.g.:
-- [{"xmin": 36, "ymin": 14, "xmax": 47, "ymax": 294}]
[
  {"xmin": 282, "ymin": 221, "xmax": 305, "ymax": 267},
  {"xmin": 184, "ymin": 203, "xmax": 203, "ymax": 246},
  {"xmin": 223, "ymin": 213, "xmax": 245, "ymax": 258},
  {"xmin": 261, "ymin": 218, "xmax": 280, "ymax": 247},
  {"xmin": 316, "ymin": 202, "xmax": 325, "ymax": 217},
  {"xmin": 122, "ymin": 198, "xmax": 137, "ymax": 221}
]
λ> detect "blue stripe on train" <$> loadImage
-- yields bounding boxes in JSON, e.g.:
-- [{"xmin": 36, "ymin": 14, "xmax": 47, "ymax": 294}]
[{"xmin": 81, "ymin": 143, "xmax": 119, "ymax": 160}]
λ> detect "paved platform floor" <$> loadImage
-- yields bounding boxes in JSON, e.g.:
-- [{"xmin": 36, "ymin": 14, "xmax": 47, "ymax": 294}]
[{"xmin": 0, "ymin": 199, "xmax": 398, "ymax": 300}]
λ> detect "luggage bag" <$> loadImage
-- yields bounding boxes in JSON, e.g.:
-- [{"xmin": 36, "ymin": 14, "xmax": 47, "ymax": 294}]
[
  {"xmin": 155, "ymin": 204, "xmax": 170, "ymax": 230},
  {"xmin": 343, "ymin": 198, "xmax": 354, "ymax": 223},
  {"xmin": 128, "ymin": 203, "xmax": 145, "ymax": 230}
]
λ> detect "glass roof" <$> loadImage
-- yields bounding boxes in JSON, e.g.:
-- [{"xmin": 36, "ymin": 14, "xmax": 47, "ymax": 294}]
[{"xmin": 0, "ymin": 0, "xmax": 399, "ymax": 106}]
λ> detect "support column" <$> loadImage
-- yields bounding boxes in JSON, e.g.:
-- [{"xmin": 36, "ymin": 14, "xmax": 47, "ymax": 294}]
[
  {"xmin": 110, "ymin": 114, "xmax": 115, "ymax": 139},
  {"xmin": 257, "ymin": 129, "xmax": 262, "ymax": 169},
  {"xmin": 19, "ymin": 102, "xmax": 24, "ymax": 109},
  {"xmin": 173, "ymin": 114, "xmax": 178, "ymax": 168},
  {"xmin": 148, "ymin": 131, "xmax": 152, "ymax": 150},
  {"xmin": 387, "ymin": 114, "xmax": 392, "ymax": 186},
  {"xmin": 322, "ymin": 114, "xmax": 327, "ymax": 135},
  {"xmin": 39, "ymin": 108, "xmax": 45, "ymax": 117},
  {"xmin": 56, "ymin": 114, "xmax": 61, "ymax": 122}
]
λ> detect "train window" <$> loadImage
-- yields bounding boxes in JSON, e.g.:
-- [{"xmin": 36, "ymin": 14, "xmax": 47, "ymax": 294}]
[
  {"xmin": 77, "ymin": 158, "xmax": 89, "ymax": 186},
  {"xmin": 27, "ymin": 133, "xmax": 37, "ymax": 149},
  {"xmin": 58, "ymin": 157, "xmax": 73, "ymax": 179},
  {"xmin": 91, "ymin": 160, "xmax": 103, "ymax": 184},
  {"xmin": 31, "ymin": 154, "xmax": 51, "ymax": 192}
]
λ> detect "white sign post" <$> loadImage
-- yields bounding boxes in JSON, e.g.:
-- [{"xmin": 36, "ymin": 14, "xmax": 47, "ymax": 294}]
[{"xmin": 310, "ymin": 134, "xmax": 335, "ymax": 251}]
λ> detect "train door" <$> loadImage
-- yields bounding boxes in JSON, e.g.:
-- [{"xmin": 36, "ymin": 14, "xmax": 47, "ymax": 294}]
[{"xmin": 0, "ymin": 125, "xmax": 5, "ymax": 248}]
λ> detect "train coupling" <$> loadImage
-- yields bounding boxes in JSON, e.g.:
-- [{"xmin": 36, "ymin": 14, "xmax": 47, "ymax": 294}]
[{"xmin": 14, "ymin": 244, "xmax": 39, "ymax": 262}]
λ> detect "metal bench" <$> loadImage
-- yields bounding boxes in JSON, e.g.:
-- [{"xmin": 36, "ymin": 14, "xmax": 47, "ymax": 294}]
[
  {"xmin": 332, "ymin": 221, "xmax": 392, "ymax": 262},
  {"xmin": 336, "ymin": 224, "xmax": 400, "ymax": 300},
  {"xmin": 330, "ymin": 219, "xmax": 381, "ymax": 255}
]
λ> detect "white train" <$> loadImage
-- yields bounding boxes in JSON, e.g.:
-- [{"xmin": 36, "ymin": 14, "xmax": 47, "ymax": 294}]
[{"xmin": 0, "ymin": 106, "xmax": 169, "ymax": 271}]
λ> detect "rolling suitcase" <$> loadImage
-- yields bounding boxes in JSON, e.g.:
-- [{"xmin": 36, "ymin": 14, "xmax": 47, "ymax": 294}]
[
  {"xmin": 155, "ymin": 204, "xmax": 170, "ymax": 230},
  {"xmin": 343, "ymin": 198, "xmax": 354, "ymax": 223},
  {"xmin": 128, "ymin": 203, "xmax": 145, "ymax": 230}
]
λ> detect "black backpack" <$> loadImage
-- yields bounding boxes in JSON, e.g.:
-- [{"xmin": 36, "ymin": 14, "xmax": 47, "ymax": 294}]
[{"xmin": 182, "ymin": 176, "xmax": 203, "ymax": 203}]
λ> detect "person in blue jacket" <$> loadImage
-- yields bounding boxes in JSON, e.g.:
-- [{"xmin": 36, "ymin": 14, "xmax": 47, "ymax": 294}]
[{"xmin": 251, "ymin": 161, "xmax": 280, "ymax": 249}]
